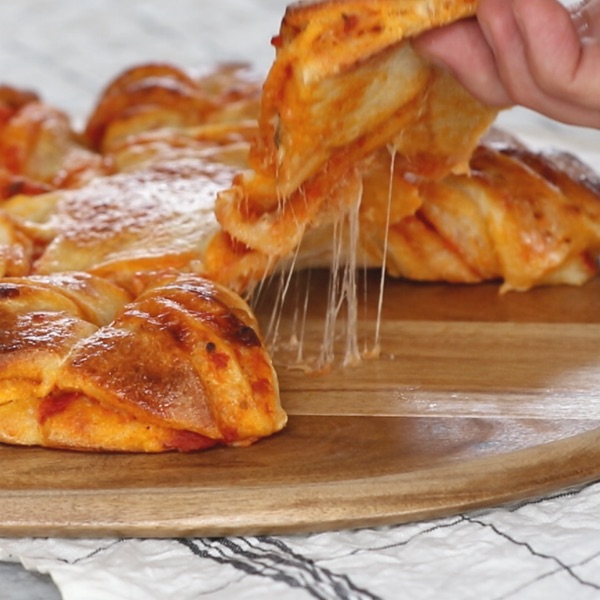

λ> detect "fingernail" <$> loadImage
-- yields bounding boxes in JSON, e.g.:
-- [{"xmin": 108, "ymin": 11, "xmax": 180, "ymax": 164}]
[
  {"xmin": 569, "ymin": 0, "xmax": 600, "ymax": 43},
  {"xmin": 570, "ymin": 2, "xmax": 592, "ymax": 40}
]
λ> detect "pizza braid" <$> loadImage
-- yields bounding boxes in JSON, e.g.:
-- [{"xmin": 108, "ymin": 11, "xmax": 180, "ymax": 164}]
[
  {"xmin": 0, "ymin": 92, "xmax": 111, "ymax": 194},
  {"xmin": 84, "ymin": 63, "xmax": 262, "ymax": 155},
  {"xmin": 0, "ymin": 271, "xmax": 285, "ymax": 452},
  {"xmin": 358, "ymin": 143, "xmax": 600, "ymax": 292}
]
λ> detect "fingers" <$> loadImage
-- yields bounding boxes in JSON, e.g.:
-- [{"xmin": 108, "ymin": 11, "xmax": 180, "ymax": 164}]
[
  {"xmin": 413, "ymin": 19, "xmax": 512, "ymax": 107},
  {"xmin": 517, "ymin": 0, "xmax": 600, "ymax": 108},
  {"xmin": 478, "ymin": 0, "xmax": 583, "ymax": 121},
  {"xmin": 414, "ymin": 0, "xmax": 600, "ymax": 128},
  {"xmin": 489, "ymin": 0, "xmax": 600, "ymax": 126}
]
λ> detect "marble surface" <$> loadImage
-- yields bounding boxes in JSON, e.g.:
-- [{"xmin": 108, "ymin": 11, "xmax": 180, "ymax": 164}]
[{"xmin": 0, "ymin": 0, "xmax": 283, "ymax": 120}]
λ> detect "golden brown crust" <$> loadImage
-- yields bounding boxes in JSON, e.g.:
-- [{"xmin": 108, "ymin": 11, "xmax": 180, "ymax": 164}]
[
  {"xmin": 40, "ymin": 165, "xmax": 221, "ymax": 278},
  {"xmin": 0, "ymin": 93, "xmax": 112, "ymax": 192},
  {"xmin": 84, "ymin": 63, "xmax": 262, "ymax": 154},
  {"xmin": 0, "ymin": 274, "xmax": 131, "ymax": 426},
  {"xmin": 0, "ymin": 272, "xmax": 285, "ymax": 452},
  {"xmin": 84, "ymin": 63, "xmax": 218, "ymax": 152},
  {"xmin": 316, "ymin": 142, "xmax": 600, "ymax": 292},
  {"xmin": 2, "ymin": 158, "xmax": 234, "ymax": 291}
]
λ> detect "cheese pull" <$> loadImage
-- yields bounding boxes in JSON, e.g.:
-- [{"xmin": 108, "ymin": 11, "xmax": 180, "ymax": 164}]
[
  {"xmin": 0, "ymin": 272, "xmax": 286, "ymax": 452},
  {"xmin": 208, "ymin": 138, "xmax": 600, "ymax": 295}
]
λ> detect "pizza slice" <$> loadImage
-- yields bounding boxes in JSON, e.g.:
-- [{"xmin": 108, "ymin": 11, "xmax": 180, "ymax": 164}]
[
  {"xmin": 253, "ymin": 0, "xmax": 494, "ymax": 191},
  {"xmin": 214, "ymin": 0, "xmax": 497, "ymax": 262}
]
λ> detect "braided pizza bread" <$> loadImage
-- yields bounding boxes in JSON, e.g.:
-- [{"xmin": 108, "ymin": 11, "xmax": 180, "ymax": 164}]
[
  {"xmin": 0, "ymin": 85, "xmax": 111, "ymax": 198},
  {"xmin": 0, "ymin": 64, "xmax": 285, "ymax": 452},
  {"xmin": 1, "ymin": 1, "xmax": 600, "ymax": 452},
  {"xmin": 0, "ymin": 271, "xmax": 284, "ymax": 452}
]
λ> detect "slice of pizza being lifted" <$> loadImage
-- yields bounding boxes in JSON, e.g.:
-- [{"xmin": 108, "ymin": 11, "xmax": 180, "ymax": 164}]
[
  {"xmin": 215, "ymin": 0, "xmax": 498, "ymax": 259},
  {"xmin": 210, "ymin": 0, "xmax": 600, "ymax": 369},
  {"xmin": 212, "ymin": 0, "xmax": 600, "ymax": 292}
]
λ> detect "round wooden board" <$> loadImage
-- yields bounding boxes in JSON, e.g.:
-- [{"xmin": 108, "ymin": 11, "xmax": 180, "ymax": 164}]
[{"xmin": 1, "ymin": 274, "xmax": 600, "ymax": 538}]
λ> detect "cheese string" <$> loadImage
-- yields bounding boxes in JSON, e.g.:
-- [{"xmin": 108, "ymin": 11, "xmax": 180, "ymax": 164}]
[{"xmin": 370, "ymin": 146, "xmax": 396, "ymax": 358}]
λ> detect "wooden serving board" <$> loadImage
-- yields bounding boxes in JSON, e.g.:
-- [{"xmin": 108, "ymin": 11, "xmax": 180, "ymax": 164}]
[{"xmin": 2, "ymin": 271, "xmax": 600, "ymax": 538}]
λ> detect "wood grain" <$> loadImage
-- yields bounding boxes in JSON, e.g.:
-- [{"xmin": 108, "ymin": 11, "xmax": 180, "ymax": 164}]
[{"xmin": 1, "ymin": 272, "xmax": 600, "ymax": 538}]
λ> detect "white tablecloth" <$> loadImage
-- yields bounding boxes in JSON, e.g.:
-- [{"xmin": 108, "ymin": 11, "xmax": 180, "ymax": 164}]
[
  {"xmin": 1, "ymin": 1, "xmax": 600, "ymax": 598},
  {"xmin": 1, "ymin": 482, "xmax": 600, "ymax": 600}
]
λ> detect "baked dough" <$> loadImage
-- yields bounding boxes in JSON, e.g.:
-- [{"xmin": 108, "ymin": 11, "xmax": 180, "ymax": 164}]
[
  {"xmin": 0, "ymin": 64, "xmax": 286, "ymax": 452},
  {"xmin": 215, "ymin": 0, "xmax": 497, "ymax": 260},
  {"xmin": 1, "ymin": 1, "xmax": 600, "ymax": 451},
  {"xmin": 0, "ymin": 271, "xmax": 285, "ymax": 452}
]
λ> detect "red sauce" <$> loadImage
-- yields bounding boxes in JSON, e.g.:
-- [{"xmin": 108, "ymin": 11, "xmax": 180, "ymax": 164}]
[
  {"xmin": 271, "ymin": 34, "xmax": 283, "ymax": 50},
  {"xmin": 342, "ymin": 13, "xmax": 359, "ymax": 34},
  {"xmin": 0, "ymin": 284, "xmax": 21, "ymax": 299},
  {"xmin": 210, "ymin": 351, "xmax": 230, "ymax": 369},
  {"xmin": 251, "ymin": 378, "xmax": 272, "ymax": 396},
  {"xmin": 164, "ymin": 430, "xmax": 218, "ymax": 452},
  {"xmin": 39, "ymin": 393, "xmax": 77, "ymax": 424}
]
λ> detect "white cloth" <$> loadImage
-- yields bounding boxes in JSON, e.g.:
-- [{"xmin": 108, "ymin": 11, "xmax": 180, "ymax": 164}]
[
  {"xmin": 2, "ymin": 483, "xmax": 600, "ymax": 599},
  {"xmin": 2, "ymin": 1, "xmax": 600, "ymax": 599}
]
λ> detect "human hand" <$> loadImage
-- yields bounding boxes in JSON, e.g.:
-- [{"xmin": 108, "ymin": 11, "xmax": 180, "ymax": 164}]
[{"xmin": 413, "ymin": 0, "xmax": 600, "ymax": 128}]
